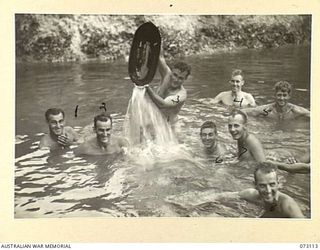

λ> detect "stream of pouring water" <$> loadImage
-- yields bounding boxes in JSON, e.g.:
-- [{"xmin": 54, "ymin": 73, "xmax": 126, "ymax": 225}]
[
  {"xmin": 124, "ymin": 86, "xmax": 177, "ymax": 146},
  {"xmin": 123, "ymin": 85, "xmax": 201, "ymax": 170}
]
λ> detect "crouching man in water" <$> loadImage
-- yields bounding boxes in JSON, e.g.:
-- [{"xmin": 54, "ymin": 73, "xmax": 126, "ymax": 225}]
[
  {"xmin": 228, "ymin": 110, "xmax": 265, "ymax": 162},
  {"xmin": 39, "ymin": 108, "xmax": 79, "ymax": 151},
  {"xmin": 74, "ymin": 114, "xmax": 128, "ymax": 156},
  {"xmin": 236, "ymin": 162, "xmax": 305, "ymax": 218},
  {"xmin": 145, "ymin": 48, "xmax": 191, "ymax": 132}
]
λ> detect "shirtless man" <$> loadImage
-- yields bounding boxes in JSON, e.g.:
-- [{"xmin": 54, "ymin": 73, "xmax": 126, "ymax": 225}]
[
  {"xmin": 74, "ymin": 113, "xmax": 128, "ymax": 156},
  {"xmin": 146, "ymin": 49, "xmax": 191, "ymax": 131},
  {"xmin": 243, "ymin": 81, "xmax": 310, "ymax": 120},
  {"xmin": 200, "ymin": 121, "xmax": 224, "ymax": 158},
  {"xmin": 228, "ymin": 110, "xmax": 265, "ymax": 162},
  {"xmin": 212, "ymin": 69, "xmax": 256, "ymax": 108},
  {"xmin": 237, "ymin": 162, "xmax": 305, "ymax": 218},
  {"xmin": 39, "ymin": 108, "xmax": 79, "ymax": 151},
  {"xmin": 167, "ymin": 162, "xmax": 304, "ymax": 218}
]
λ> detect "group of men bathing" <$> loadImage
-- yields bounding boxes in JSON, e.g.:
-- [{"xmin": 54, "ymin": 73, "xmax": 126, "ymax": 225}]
[{"xmin": 39, "ymin": 48, "xmax": 310, "ymax": 218}]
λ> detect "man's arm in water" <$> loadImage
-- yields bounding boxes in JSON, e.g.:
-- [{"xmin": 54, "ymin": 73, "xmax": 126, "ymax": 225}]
[
  {"xmin": 246, "ymin": 93, "xmax": 257, "ymax": 107},
  {"xmin": 292, "ymin": 104, "xmax": 310, "ymax": 118},
  {"xmin": 157, "ymin": 48, "xmax": 172, "ymax": 97},
  {"xmin": 146, "ymin": 86, "xmax": 187, "ymax": 108},
  {"xmin": 210, "ymin": 92, "xmax": 224, "ymax": 104},
  {"xmin": 243, "ymin": 104, "xmax": 274, "ymax": 117},
  {"xmin": 267, "ymin": 160, "xmax": 310, "ymax": 174},
  {"xmin": 247, "ymin": 135, "xmax": 266, "ymax": 162}
]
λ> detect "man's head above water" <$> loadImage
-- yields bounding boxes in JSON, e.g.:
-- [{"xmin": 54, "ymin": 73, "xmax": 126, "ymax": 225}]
[
  {"xmin": 45, "ymin": 108, "xmax": 66, "ymax": 137},
  {"xmin": 228, "ymin": 109, "xmax": 248, "ymax": 140},
  {"xmin": 200, "ymin": 121, "xmax": 218, "ymax": 149},
  {"xmin": 273, "ymin": 81, "xmax": 292, "ymax": 107},
  {"xmin": 94, "ymin": 113, "xmax": 113, "ymax": 146},
  {"xmin": 254, "ymin": 162, "xmax": 279, "ymax": 204},
  {"xmin": 169, "ymin": 61, "xmax": 191, "ymax": 89},
  {"xmin": 230, "ymin": 69, "xmax": 245, "ymax": 93}
]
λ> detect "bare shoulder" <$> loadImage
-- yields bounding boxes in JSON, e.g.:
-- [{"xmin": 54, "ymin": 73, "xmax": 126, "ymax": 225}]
[
  {"xmin": 291, "ymin": 103, "xmax": 310, "ymax": 113},
  {"xmin": 279, "ymin": 192, "xmax": 304, "ymax": 218},
  {"xmin": 247, "ymin": 133, "xmax": 262, "ymax": 145},
  {"xmin": 74, "ymin": 137, "xmax": 96, "ymax": 155},
  {"xmin": 219, "ymin": 91, "xmax": 231, "ymax": 97},
  {"xmin": 39, "ymin": 134, "xmax": 51, "ymax": 148},
  {"xmin": 112, "ymin": 136, "xmax": 129, "ymax": 147}
]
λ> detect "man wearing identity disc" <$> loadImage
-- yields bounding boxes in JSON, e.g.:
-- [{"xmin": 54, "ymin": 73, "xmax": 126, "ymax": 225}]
[{"xmin": 145, "ymin": 48, "xmax": 191, "ymax": 132}]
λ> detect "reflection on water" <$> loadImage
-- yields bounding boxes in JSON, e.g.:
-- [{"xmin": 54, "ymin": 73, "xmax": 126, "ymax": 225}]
[{"xmin": 15, "ymin": 45, "xmax": 310, "ymax": 218}]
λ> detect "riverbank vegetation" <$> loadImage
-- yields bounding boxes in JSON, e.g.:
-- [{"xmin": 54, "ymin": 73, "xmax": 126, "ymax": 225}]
[{"xmin": 15, "ymin": 14, "xmax": 311, "ymax": 63}]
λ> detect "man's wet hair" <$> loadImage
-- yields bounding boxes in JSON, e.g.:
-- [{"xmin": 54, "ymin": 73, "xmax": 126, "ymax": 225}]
[
  {"xmin": 231, "ymin": 69, "xmax": 244, "ymax": 79},
  {"xmin": 200, "ymin": 121, "xmax": 217, "ymax": 135},
  {"xmin": 45, "ymin": 108, "xmax": 65, "ymax": 122},
  {"xmin": 229, "ymin": 109, "xmax": 248, "ymax": 124},
  {"xmin": 274, "ymin": 81, "xmax": 292, "ymax": 95},
  {"xmin": 172, "ymin": 61, "xmax": 191, "ymax": 77},
  {"xmin": 254, "ymin": 162, "xmax": 278, "ymax": 183},
  {"xmin": 94, "ymin": 113, "xmax": 113, "ymax": 128}
]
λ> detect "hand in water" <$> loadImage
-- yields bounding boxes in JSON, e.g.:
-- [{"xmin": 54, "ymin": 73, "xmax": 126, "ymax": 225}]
[
  {"xmin": 286, "ymin": 157, "xmax": 298, "ymax": 164},
  {"xmin": 57, "ymin": 134, "xmax": 72, "ymax": 147}
]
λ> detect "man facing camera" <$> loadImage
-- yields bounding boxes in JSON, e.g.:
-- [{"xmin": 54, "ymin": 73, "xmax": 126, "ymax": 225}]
[
  {"xmin": 243, "ymin": 81, "xmax": 310, "ymax": 120},
  {"xmin": 228, "ymin": 110, "xmax": 265, "ymax": 162},
  {"xmin": 39, "ymin": 108, "xmax": 79, "ymax": 151},
  {"xmin": 237, "ymin": 162, "xmax": 305, "ymax": 218},
  {"xmin": 74, "ymin": 114, "xmax": 128, "ymax": 156},
  {"xmin": 200, "ymin": 121, "xmax": 224, "ymax": 157},
  {"xmin": 211, "ymin": 69, "xmax": 256, "ymax": 108}
]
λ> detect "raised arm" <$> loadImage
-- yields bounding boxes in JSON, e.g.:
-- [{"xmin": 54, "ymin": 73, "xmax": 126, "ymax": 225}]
[{"xmin": 158, "ymin": 47, "xmax": 171, "ymax": 79}]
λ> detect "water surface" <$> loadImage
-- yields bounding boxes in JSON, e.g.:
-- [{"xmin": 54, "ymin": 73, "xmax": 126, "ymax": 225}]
[{"xmin": 15, "ymin": 45, "xmax": 310, "ymax": 218}]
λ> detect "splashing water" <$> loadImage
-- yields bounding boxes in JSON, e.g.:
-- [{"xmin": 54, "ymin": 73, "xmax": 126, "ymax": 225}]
[{"xmin": 123, "ymin": 86, "xmax": 177, "ymax": 146}]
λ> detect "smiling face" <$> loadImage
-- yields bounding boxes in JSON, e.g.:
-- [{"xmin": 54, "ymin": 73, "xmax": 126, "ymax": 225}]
[
  {"xmin": 47, "ymin": 113, "xmax": 65, "ymax": 136},
  {"xmin": 230, "ymin": 75, "xmax": 244, "ymax": 93},
  {"xmin": 228, "ymin": 114, "xmax": 246, "ymax": 140},
  {"xmin": 95, "ymin": 120, "xmax": 112, "ymax": 146},
  {"xmin": 275, "ymin": 90, "xmax": 290, "ymax": 107},
  {"xmin": 255, "ymin": 170, "xmax": 279, "ymax": 204},
  {"xmin": 201, "ymin": 128, "xmax": 217, "ymax": 148},
  {"xmin": 170, "ymin": 68, "xmax": 188, "ymax": 89}
]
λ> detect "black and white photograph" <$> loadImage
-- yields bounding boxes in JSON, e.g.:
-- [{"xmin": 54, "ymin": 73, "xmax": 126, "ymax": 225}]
[{"xmin": 15, "ymin": 14, "xmax": 311, "ymax": 219}]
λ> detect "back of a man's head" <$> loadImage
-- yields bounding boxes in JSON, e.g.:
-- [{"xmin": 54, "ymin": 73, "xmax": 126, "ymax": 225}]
[
  {"xmin": 45, "ymin": 108, "xmax": 65, "ymax": 122},
  {"xmin": 94, "ymin": 113, "xmax": 113, "ymax": 128}
]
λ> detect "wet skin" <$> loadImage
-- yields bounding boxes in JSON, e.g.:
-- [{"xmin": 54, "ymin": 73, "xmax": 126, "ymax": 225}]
[{"xmin": 201, "ymin": 127, "xmax": 217, "ymax": 148}]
